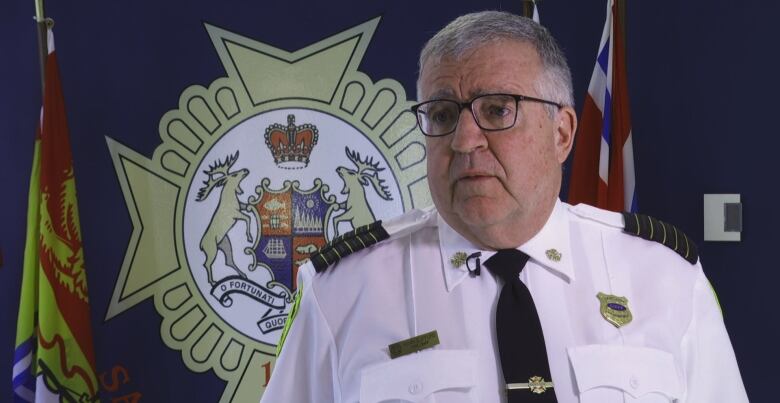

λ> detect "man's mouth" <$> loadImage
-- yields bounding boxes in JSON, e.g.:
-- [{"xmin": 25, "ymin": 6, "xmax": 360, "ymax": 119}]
[{"xmin": 455, "ymin": 172, "xmax": 494, "ymax": 182}]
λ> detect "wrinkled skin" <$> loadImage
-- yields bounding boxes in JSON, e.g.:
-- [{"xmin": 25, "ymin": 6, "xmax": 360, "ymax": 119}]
[{"xmin": 420, "ymin": 40, "xmax": 578, "ymax": 250}]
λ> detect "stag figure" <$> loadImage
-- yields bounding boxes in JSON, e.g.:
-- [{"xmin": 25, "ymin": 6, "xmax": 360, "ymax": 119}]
[
  {"xmin": 332, "ymin": 147, "xmax": 393, "ymax": 235},
  {"xmin": 196, "ymin": 152, "xmax": 253, "ymax": 285}
]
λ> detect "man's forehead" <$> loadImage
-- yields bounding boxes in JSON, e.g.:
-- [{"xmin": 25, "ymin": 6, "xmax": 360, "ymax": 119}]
[{"xmin": 418, "ymin": 40, "xmax": 541, "ymax": 101}]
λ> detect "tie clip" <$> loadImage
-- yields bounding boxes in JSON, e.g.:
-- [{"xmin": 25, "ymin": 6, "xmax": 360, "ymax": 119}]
[{"xmin": 507, "ymin": 376, "xmax": 553, "ymax": 394}]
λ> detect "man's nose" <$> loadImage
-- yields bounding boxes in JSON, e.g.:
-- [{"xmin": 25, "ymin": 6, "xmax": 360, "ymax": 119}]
[{"xmin": 450, "ymin": 108, "xmax": 488, "ymax": 153}]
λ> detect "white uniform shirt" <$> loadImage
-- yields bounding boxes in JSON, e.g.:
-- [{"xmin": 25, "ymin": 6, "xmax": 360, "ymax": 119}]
[{"xmin": 261, "ymin": 200, "xmax": 748, "ymax": 403}]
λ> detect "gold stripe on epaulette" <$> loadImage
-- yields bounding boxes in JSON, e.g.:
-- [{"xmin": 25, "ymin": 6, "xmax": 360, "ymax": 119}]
[
  {"xmin": 649, "ymin": 216, "xmax": 655, "ymax": 239},
  {"xmin": 622, "ymin": 212, "xmax": 698, "ymax": 265},
  {"xmin": 310, "ymin": 220, "xmax": 390, "ymax": 272},
  {"xmin": 661, "ymin": 221, "xmax": 667, "ymax": 244}
]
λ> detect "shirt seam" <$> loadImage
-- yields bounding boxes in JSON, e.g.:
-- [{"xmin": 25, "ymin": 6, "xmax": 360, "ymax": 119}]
[
  {"xmin": 679, "ymin": 266, "xmax": 705, "ymax": 401},
  {"xmin": 599, "ymin": 229, "xmax": 627, "ymax": 346},
  {"xmin": 309, "ymin": 278, "xmax": 344, "ymax": 402},
  {"xmin": 407, "ymin": 232, "xmax": 419, "ymax": 336}
]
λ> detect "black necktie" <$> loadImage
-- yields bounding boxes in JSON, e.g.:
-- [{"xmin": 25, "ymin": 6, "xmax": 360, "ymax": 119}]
[{"xmin": 483, "ymin": 249, "xmax": 557, "ymax": 402}]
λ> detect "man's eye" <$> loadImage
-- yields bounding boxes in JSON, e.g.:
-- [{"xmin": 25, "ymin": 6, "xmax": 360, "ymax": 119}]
[
  {"xmin": 486, "ymin": 105, "xmax": 512, "ymax": 117},
  {"xmin": 429, "ymin": 108, "xmax": 455, "ymax": 124}
]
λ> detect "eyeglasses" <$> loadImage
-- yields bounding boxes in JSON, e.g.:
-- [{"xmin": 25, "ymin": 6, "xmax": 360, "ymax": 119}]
[{"xmin": 411, "ymin": 93, "xmax": 562, "ymax": 137}]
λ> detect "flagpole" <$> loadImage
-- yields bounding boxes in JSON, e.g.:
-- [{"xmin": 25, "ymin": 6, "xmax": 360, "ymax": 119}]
[
  {"xmin": 34, "ymin": 0, "xmax": 47, "ymax": 97},
  {"xmin": 615, "ymin": 0, "xmax": 629, "ymax": 96},
  {"xmin": 522, "ymin": 0, "xmax": 541, "ymax": 23},
  {"xmin": 522, "ymin": 0, "xmax": 537, "ymax": 18},
  {"xmin": 617, "ymin": 0, "xmax": 627, "ymax": 46}
]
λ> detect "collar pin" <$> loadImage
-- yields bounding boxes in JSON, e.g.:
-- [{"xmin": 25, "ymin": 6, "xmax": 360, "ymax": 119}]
[
  {"xmin": 545, "ymin": 248, "xmax": 562, "ymax": 262},
  {"xmin": 450, "ymin": 251, "xmax": 468, "ymax": 268}
]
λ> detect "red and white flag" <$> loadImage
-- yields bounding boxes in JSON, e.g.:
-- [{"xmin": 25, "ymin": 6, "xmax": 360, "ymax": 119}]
[
  {"xmin": 531, "ymin": 0, "xmax": 540, "ymax": 23},
  {"xmin": 568, "ymin": 0, "xmax": 636, "ymax": 212}
]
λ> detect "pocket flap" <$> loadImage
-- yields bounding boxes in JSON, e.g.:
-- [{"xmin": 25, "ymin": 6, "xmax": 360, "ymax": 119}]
[
  {"xmin": 360, "ymin": 349, "xmax": 476, "ymax": 403},
  {"xmin": 567, "ymin": 345, "xmax": 682, "ymax": 400}
]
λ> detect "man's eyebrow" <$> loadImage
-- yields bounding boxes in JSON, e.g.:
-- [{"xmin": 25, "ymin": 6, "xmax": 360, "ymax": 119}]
[
  {"xmin": 470, "ymin": 88, "xmax": 493, "ymax": 97},
  {"xmin": 427, "ymin": 88, "xmax": 494, "ymax": 101},
  {"xmin": 427, "ymin": 89, "xmax": 457, "ymax": 100}
]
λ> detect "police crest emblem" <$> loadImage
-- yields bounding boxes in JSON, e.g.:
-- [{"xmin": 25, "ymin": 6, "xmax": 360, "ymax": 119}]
[
  {"xmin": 105, "ymin": 18, "xmax": 429, "ymax": 402},
  {"xmin": 597, "ymin": 292, "xmax": 633, "ymax": 328}
]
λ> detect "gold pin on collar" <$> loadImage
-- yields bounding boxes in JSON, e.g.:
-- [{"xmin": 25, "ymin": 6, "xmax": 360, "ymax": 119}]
[
  {"xmin": 450, "ymin": 251, "xmax": 468, "ymax": 268},
  {"xmin": 545, "ymin": 249, "xmax": 562, "ymax": 262}
]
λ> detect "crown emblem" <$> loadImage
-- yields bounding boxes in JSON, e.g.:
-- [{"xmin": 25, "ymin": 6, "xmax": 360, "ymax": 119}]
[{"xmin": 264, "ymin": 114, "xmax": 318, "ymax": 169}]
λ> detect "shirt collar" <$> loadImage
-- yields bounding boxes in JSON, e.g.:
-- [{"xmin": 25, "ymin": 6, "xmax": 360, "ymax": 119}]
[
  {"xmin": 517, "ymin": 199, "xmax": 575, "ymax": 283},
  {"xmin": 437, "ymin": 214, "xmax": 484, "ymax": 292},
  {"xmin": 437, "ymin": 199, "xmax": 574, "ymax": 292}
]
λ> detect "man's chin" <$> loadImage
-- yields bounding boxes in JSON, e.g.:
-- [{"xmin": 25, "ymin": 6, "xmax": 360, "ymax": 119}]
[{"xmin": 453, "ymin": 201, "xmax": 508, "ymax": 228}]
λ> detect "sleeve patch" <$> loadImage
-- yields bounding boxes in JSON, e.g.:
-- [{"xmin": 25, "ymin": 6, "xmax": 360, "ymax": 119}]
[{"xmin": 276, "ymin": 283, "xmax": 303, "ymax": 357}]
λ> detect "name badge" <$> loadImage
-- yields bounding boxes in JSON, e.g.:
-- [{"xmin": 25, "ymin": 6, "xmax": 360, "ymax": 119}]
[{"xmin": 388, "ymin": 330, "xmax": 440, "ymax": 359}]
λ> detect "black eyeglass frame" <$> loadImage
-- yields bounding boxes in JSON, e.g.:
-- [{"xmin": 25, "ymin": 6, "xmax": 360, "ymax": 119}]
[{"xmin": 410, "ymin": 93, "xmax": 563, "ymax": 137}]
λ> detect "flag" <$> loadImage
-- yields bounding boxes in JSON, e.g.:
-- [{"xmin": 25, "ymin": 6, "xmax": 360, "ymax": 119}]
[
  {"xmin": 531, "ymin": 0, "xmax": 540, "ymax": 23},
  {"xmin": 13, "ymin": 28, "xmax": 100, "ymax": 403},
  {"xmin": 567, "ymin": 0, "xmax": 637, "ymax": 212}
]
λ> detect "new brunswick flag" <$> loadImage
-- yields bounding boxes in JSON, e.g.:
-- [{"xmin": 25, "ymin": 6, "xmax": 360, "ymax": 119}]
[{"xmin": 12, "ymin": 28, "xmax": 99, "ymax": 403}]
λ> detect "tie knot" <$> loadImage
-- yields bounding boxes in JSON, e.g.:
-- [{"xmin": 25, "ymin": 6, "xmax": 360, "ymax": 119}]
[{"xmin": 483, "ymin": 249, "xmax": 530, "ymax": 283}]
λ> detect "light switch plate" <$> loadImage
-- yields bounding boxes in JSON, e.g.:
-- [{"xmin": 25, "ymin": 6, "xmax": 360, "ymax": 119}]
[{"xmin": 704, "ymin": 194, "xmax": 741, "ymax": 242}]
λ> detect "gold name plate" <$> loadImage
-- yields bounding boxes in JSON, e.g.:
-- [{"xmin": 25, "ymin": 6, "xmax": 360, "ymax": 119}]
[{"xmin": 388, "ymin": 330, "xmax": 440, "ymax": 359}]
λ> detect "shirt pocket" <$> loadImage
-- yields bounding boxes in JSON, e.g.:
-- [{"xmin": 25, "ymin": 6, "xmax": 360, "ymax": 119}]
[
  {"xmin": 359, "ymin": 349, "xmax": 477, "ymax": 403},
  {"xmin": 567, "ymin": 345, "xmax": 682, "ymax": 403}
]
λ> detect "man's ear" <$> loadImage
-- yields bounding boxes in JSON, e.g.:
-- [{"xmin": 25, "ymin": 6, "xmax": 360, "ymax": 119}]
[{"xmin": 554, "ymin": 105, "xmax": 577, "ymax": 163}]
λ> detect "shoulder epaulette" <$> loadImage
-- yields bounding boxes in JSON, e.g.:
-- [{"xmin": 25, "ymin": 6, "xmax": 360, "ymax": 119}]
[
  {"xmin": 310, "ymin": 221, "xmax": 390, "ymax": 272},
  {"xmin": 622, "ymin": 212, "xmax": 699, "ymax": 265}
]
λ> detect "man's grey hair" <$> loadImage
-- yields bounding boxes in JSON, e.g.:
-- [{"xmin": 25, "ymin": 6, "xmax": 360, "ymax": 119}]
[{"xmin": 417, "ymin": 11, "xmax": 574, "ymax": 114}]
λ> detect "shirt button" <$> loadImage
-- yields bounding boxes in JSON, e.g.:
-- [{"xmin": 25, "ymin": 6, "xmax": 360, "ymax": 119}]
[
  {"xmin": 629, "ymin": 375, "xmax": 640, "ymax": 389},
  {"xmin": 409, "ymin": 382, "xmax": 423, "ymax": 395}
]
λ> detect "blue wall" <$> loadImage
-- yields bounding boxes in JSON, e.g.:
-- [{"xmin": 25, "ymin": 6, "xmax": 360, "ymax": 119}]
[
  {"xmin": 1, "ymin": 0, "xmax": 774, "ymax": 400},
  {"xmin": 627, "ymin": 2, "xmax": 779, "ymax": 400}
]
